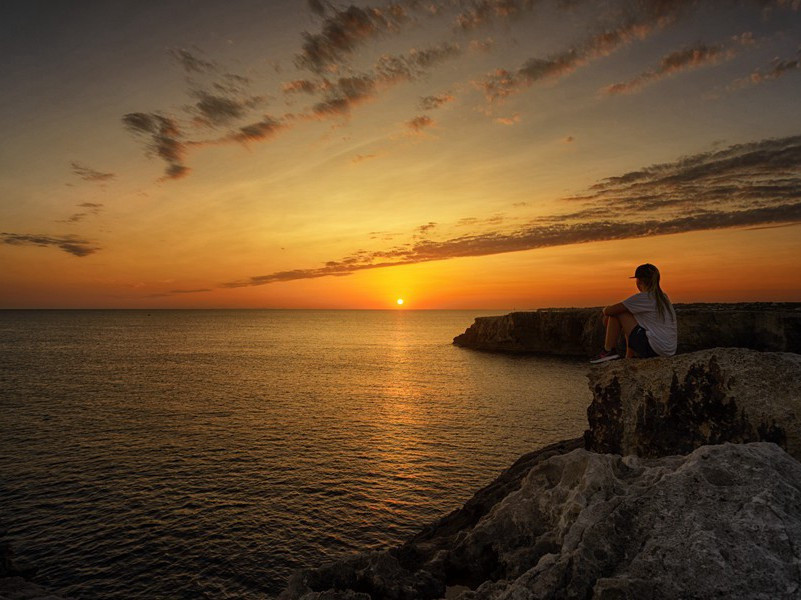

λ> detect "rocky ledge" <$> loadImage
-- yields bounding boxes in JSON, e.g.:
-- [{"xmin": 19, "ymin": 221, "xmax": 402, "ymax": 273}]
[
  {"xmin": 279, "ymin": 347, "xmax": 801, "ymax": 599},
  {"xmin": 280, "ymin": 443, "xmax": 801, "ymax": 600},
  {"xmin": 585, "ymin": 347, "xmax": 801, "ymax": 461},
  {"xmin": 453, "ymin": 302, "xmax": 801, "ymax": 356}
]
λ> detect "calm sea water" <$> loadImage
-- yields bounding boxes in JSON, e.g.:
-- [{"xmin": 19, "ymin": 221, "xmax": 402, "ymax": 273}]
[{"xmin": 0, "ymin": 310, "xmax": 591, "ymax": 599}]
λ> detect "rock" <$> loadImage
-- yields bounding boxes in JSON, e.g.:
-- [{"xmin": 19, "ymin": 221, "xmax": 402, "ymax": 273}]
[
  {"xmin": 452, "ymin": 303, "xmax": 801, "ymax": 356},
  {"xmin": 280, "ymin": 439, "xmax": 584, "ymax": 600},
  {"xmin": 584, "ymin": 348, "xmax": 801, "ymax": 461},
  {"xmin": 279, "ymin": 443, "xmax": 801, "ymax": 600}
]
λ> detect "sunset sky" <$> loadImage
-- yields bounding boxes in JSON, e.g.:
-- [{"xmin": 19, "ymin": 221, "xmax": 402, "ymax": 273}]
[{"xmin": 2, "ymin": 0, "xmax": 800, "ymax": 308}]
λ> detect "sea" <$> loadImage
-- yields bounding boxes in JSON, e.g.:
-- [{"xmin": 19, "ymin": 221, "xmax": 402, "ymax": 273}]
[{"xmin": 0, "ymin": 310, "xmax": 592, "ymax": 599}]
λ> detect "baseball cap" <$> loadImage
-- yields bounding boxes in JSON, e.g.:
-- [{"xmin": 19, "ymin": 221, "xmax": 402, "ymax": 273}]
[{"xmin": 629, "ymin": 263, "xmax": 657, "ymax": 279}]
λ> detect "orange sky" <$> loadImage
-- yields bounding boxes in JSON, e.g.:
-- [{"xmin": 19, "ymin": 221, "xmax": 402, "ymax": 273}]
[{"xmin": 1, "ymin": 1, "xmax": 800, "ymax": 308}]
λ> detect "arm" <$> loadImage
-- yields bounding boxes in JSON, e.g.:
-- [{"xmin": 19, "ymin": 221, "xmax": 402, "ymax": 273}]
[{"xmin": 602, "ymin": 302, "xmax": 629, "ymax": 317}]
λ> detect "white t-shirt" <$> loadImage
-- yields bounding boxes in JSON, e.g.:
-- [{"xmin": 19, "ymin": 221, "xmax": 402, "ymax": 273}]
[{"xmin": 622, "ymin": 291, "xmax": 677, "ymax": 356}]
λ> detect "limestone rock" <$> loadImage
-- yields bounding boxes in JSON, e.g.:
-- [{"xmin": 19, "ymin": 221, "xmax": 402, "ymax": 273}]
[
  {"xmin": 584, "ymin": 348, "xmax": 801, "ymax": 460},
  {"xmin": 279, "ymin": 443, "xmax": 801, "ymax": 600},
  {"xmin": 453, "ymin": 303, "xmax": 801, "ymax": 356}
]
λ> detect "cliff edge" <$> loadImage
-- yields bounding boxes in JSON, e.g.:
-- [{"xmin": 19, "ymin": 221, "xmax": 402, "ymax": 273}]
[{"xmin": 453, "ymin": 302, "xmax": 801, "ymax": 356}]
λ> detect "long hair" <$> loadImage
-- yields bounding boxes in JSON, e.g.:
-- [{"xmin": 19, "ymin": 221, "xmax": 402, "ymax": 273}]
[{"xmin": 639, "ymin": 265, "xmax": 675, "ymax": 322}]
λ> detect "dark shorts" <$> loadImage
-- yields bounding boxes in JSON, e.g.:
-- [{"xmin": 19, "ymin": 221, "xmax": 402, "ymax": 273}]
[{"xmin": 629, "ymin": 325, "xmax": 658, "ymax": 358}]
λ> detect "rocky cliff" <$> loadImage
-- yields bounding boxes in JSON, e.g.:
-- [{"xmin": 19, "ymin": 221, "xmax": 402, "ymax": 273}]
[
  {"xmin": 585, "ymin": 347, "xmax": 801, "ymax": 461},
  {"xmin": 453, "ymin": 303, "xmax": 801, "ymax": 356},
  {"xmin": 279, "ymin": 443, "xmax": 801, "ymax": 600}
]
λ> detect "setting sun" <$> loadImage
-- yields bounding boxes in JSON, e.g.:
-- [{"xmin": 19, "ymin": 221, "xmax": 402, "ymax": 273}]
[{"xmin": 396, "ymin": 298, "xmax": 404, "ymax": 305}]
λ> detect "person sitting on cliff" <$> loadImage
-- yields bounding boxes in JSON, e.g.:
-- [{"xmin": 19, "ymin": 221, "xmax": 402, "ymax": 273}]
[{"xmin": 590, "ymin": 263, "xmax": 677, "ymax": 363}]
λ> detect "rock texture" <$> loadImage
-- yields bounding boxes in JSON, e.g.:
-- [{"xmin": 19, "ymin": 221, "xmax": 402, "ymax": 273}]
[
  {"xmin": 279, "ymin": 443, "xmax": 801, "ymax": 600},
  {"xmin": 453, "ymin": 303, "xmax": 801, "ymax": 356},
  {"xmin": 585, "ymin": 347, "xmax": 801, "ymax": 461}
]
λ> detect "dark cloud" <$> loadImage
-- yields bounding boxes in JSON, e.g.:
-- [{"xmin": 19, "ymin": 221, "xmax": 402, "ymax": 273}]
[
  {"xmin": 603, "ymin": 41, "xmax": 738, "ymax": 95},
  {"xmin": 479, "ymin": 17, "xmax": 657, "ymax": 100},
  {"xmin": 569, "ymin": 134, "xmax": 801, "ymax": 214},
  {"xmin": 228, "ymin": 115, "xmax": 286, "ymax": 142},
  {"xmin": 122, "ymin": 112, "xmax": 190, "ymax": 180},
  {"xmin": 282, "ymin": 79, "xmax": 325, "ymax": 94},
  {"xmin": 189, "ymin": 90, "xmax": 262, "ymax": 127},
  {"xmin": 406, "ymin": 115, "xmax": 434, "ymax": 132},
  {"xmin": 419, "ymin": 92, "xmax": 455, "ymax": 110},
  {"xmin": 169, "ymin": 48, "xmax": 215, "ymax": 74},
  {"xmin": 475, "ymin": 0, "xmax": 720, "ymax": 101},
  {"xmin": 1, "ymin": 233, "xmax": 100, "ymax": 257},
  {"xmin": 311, "ymin": 75, "xmax": 378, "ymax": 117},
  {"xmin": 221, "ymin": 134, "xmax": 801, "ymax": 287},
  {"xmin": 70, "ymin": 162, "xmax": 115, "ymax": 182},
  {"xmin": 295, "ymin": 3, "xmax": 411, "ymax": 73}
]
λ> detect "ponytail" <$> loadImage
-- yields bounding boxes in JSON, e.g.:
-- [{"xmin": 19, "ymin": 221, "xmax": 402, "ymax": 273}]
[{"xmin": 639, "ymin": 265, "xmax": 674, "ymax": 322}]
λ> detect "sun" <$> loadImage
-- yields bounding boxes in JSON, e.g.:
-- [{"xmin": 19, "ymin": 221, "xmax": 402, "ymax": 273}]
[{"xmin": 396, "ymin": 298, "xmax": 404, "ymax": 305}]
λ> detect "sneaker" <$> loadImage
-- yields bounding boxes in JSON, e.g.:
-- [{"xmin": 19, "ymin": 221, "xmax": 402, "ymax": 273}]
[{"xmin": 589, "ymin": 349, "xmax": 620, "ymax": 364}]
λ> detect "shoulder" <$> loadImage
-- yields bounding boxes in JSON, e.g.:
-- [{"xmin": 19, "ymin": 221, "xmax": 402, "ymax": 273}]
[{"xmin": 622, "ymin": 292, "xmax": 655, "ymax": 312}]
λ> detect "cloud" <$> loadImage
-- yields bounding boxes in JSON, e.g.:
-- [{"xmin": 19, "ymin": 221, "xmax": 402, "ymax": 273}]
[
  {"xmin": 474, "ymin": 0, "xmax": 712, "ymax": 101},
  {"xmin": 122, "ymin": 112, "xmax": 190, "ymax": 180},
  {"xmin": 295, "ymin": 3, "xmax": 411, "ymax": 73},
  {"xmin": 494, "ymin": 113, "xmax": 520, "ymax": 125},
  {"xmin": 169, "ymin": 48, "xmax": 215, "ymax": 74},
  {"xmin": 220, "ymin": 134, "xmax": 801, "ymax": 287},
  {"xmin": 283, "ymin": 79, "xmax": 325, "ymax": 94},
  {"xmin": 419, "ymin": 92, "xmax": 454, "ymax": 110},
  {"xmin": 227, "ymin": 115, "xmax": 287, "ymax": 143},
  {"xmin": 70, "ymin": 162, "xmax": 115, "ymax": 182},
  {"xmin": 352, "ymin": 153, "xmax": 379, "ymax": 163},
  {"xmin": 310, "ymin": 74, "xmax": 378, "ymax": 117},
  {"xmin": 406, "ymin": 115, "xmax": 434, "ymax": 133},
  {"xmin": 148, "ymin": 288, "xmax": 213, "ymax": 298},
  {"xmin": 736, "ymin": 47, "xmax": 801, "ymax": 87},
  {"xmin": 1, "ymin": 233, "xmax": 100, "ymax": 257},
  {"xmin": 603, "ymin": 40, "xmax": 744, "ymax": 95},
  {"xmin": 59, "ymin": 202, "xmax": 104, "ymax": 224},
  {"xmin": 189, "ymin": 89, "xmax": 262, "ymax": 127}
]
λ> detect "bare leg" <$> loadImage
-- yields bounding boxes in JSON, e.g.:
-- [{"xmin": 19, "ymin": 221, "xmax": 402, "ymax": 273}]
[
  {"xmin": 604, "ymin": 315, "xmax": 621, "ymax": 351},
  {"xmin": 604, "ymin": 312, "xmax": 639, "ymax": 355},
  {"xmin": 616, "ymin": 312, "xmax": 639, "ymax": 356}
]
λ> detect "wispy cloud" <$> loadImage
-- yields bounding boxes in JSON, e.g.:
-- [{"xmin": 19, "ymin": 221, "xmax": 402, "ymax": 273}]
[
  {"xmin": 70, "ymin": 162, "xmax": 115, "ymax": 182},
  {"xmin": 122, "ymin": 112, "xmax": 190, "ymax": 180},
  {"xmin": 58, "ymin": 202, "xmax": 104, "ymax": 224},
  {"xmin": 295, "ymin": 3, "xmax": 412, "ymax": 74},
  {"xmin": 405, "ymin": 114, "xmax": 434, "ymax": 133},
  {"xmin": 220, "ymin": 134, "xmax": 801, "ymax": 287},
  {"xmin": 733, "ymin": 47, "xmax": 801, "ymax": 87},
  {"xmin": 603, "ymin": 35, "xmax": 754, "ymax": 95},
  {"xmin": 1, "ymin": 233, "xmax": 100, "ymax": 257},
  {"xmin": 419, "ymin": 92, "xmax": 454, "ymax": 110},
  {"xmin": 168, "ymin": 48, "xmax": 216, "ymax": 74},
  {"xmin": 603, "ymin": 43, "xmax": 730, "ymax": 95}
]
